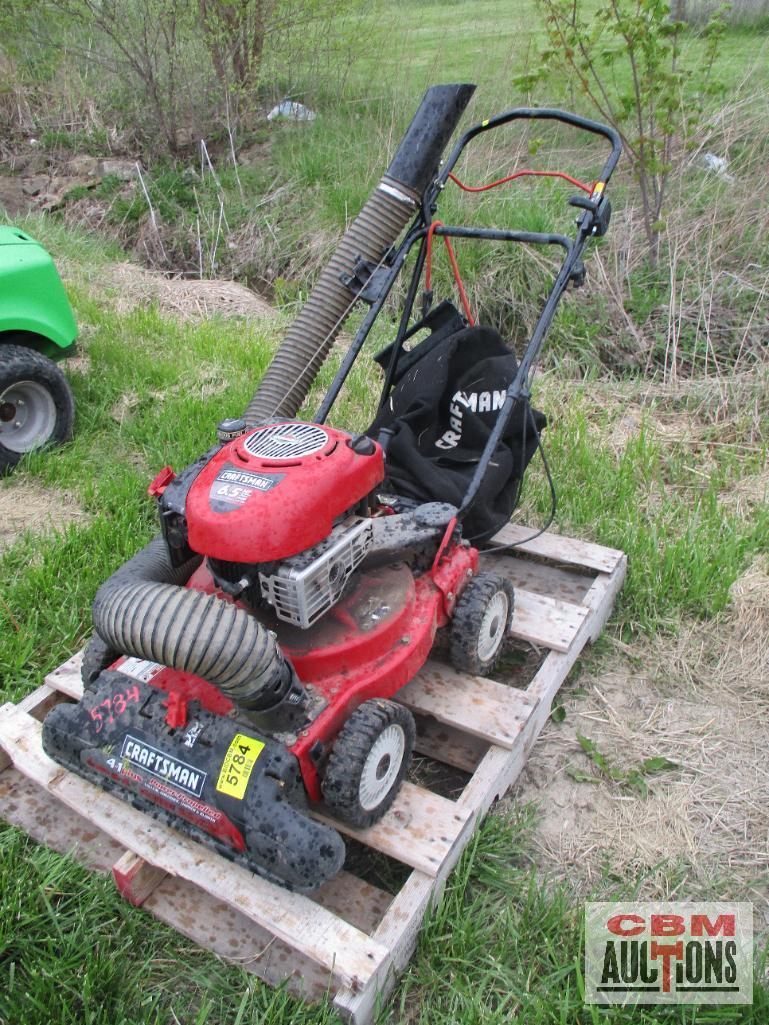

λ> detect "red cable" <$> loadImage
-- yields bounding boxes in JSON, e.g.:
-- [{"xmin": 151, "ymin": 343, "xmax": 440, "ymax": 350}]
[
  {"xmin": 423, "ymin": 169, "xmax": 593, "ymax": 323},
  {"xmin": 447, "ymin": 169, "xmax": 593, "ymax": 194},
  {"xmin": 425, "ymin": 220, "xmax": 475, "ymax": 326}
]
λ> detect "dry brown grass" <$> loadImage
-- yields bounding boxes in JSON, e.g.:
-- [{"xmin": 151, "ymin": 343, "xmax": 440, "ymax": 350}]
[
  {"xmin": 597, "ymin": 88, "xmax": 769, "ymax": 380},
  {"xmin": 432, "ymin": 82, "xmax": 769, "ymax": 380},
  {"xmin": 681, "ymin": 0, "xmax": 769, "ymax": 24},
  {"xmin": 103, "ymin": 262, "xmax": 275, "ymax": 322},
  {"xmin": 0, "ymin": 480, "xmax": 90, "ymax": 551},
  {"xmin": 509, "ymin": 559, "xmax": 769, "ymax": 911}
]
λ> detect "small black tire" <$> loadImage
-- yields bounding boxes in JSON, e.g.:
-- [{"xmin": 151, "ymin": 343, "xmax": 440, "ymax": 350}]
[
  {"xmin": 81, "ymin": 633, "xmax": 119, "ymax": 692},
  {"xmin": 0, "ymin": 344, "xmax": 74, "ymax": 475},
  {"xmin": 321, "ymin": 699, "xmax": 415, "ymax": 829},
  {"xmin": 449, "ymin": 572, "xmax": 514, "ymax": 677}
]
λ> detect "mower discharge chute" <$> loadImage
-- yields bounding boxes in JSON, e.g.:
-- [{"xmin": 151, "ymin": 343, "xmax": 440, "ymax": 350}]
[{"xmin": 42, "ymin": 88, "xmax": 621, "ymax": 892}]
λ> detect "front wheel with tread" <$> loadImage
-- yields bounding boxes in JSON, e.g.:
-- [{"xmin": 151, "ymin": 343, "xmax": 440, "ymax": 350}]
[
  {"xmin": 321, "ymin": 699, "xmax": 415, "ymax": 829},
  {"xmin": 0, "ymin": 344, "xmax": 74, "ymax": 474},
  {"xmin": 449, "ymin": 572, "xmax": 514, "ymax": 677}
]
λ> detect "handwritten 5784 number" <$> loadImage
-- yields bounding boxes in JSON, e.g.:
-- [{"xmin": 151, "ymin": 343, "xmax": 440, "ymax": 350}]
[{"xmin": 89, "ymin": 685, "xmax": 141, "ymax": 733}]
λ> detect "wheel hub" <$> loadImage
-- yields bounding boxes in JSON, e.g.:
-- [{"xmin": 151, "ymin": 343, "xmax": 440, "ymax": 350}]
[
  {"xmin": 477, "ymin": 591, "xmax": 509, "ymax": 662},
  {"xmin": 358, "ymin": 724, "xmax": 405, "ymax": 811},
  {"xmin": 0, "ymin": 380, "xmax": 57, "ymax": 453}
]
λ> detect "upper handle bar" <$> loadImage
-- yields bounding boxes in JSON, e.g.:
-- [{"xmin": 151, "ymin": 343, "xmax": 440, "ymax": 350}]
[{"xmin": 436, "ymin": 107, "xmax": 622, "ymax": 194}]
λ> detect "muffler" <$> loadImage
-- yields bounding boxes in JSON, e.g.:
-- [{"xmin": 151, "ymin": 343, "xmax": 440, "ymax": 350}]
[{"xmin": 243, "ymin": 82, "xmax": 476, "ymax": 424}]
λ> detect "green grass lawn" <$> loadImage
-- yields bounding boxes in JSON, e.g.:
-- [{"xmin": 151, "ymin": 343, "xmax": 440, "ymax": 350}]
[
  {"xmin": 0, "ymin": 210, "xmax": 767, "ymax": 1023},
  {"xmin": 2, "ymin": 1, "xmax": 769, "ymax": 1020}
]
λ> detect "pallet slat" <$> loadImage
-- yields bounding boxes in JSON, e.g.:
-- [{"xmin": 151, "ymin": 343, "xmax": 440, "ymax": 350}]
[
  {"xmin": 412, "ymin": 714, "xmax": 488, "ymax": 773},
  {"xmin": 0, "ymin": 764, "xmax": 125, "ymax": 871},
  {"xmin": 314, "ymin": 781, "xmax": 469, "ymax": 877},
  {"xmin": 44, "ymin": 652, "xmax": 84, "ymax": 698},
  {"xmin": 144, "ymin": 879, "xmax": 337, "ymax": 1000},
  {"xmin": 399, "ymin": 661, "xmax": 533, "ymax": 748},
  {"xmin": 480, "ymin": 550, "xmax": 594, "ymax": 605},
  {"xmin": 1, "ymin": 527, "xmax": 627, "ymax": 1025},
  {"xmin": 489, "ymin": 523, "xmax": 624, "ymax": 574},
  {"xmin": 511, "ymin": 588, "xmax": 589, "ymax": 652},
  {"xmin": 0, "ymin": 706, "xmax": 390, "ymax": 992}
]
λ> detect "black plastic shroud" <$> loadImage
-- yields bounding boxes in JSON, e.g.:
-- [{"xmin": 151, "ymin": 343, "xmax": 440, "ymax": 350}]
[{"xmin": 386, "ymin": 83, "xmax": 476, "ymax": 197}]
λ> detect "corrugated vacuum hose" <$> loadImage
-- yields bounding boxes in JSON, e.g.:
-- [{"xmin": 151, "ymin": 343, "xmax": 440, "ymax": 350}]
[
  {"xmin": 91, "ymin": 538, "xmax": 299, "ymax": 714},
  {"xmin": 243, "ymin": 82, "xmax": 476, "ymax": 424}
]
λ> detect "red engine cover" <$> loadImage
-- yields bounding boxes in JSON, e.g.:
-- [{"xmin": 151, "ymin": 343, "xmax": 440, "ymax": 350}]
[{"xmin": 186, "ymin": 422, "xmax": 384, "ymax": 562}]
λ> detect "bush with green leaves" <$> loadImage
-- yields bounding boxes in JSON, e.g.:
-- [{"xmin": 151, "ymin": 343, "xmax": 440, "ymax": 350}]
[{"xmin": 516, "ymin": 0, "xmax": 728, "ymax": 266}]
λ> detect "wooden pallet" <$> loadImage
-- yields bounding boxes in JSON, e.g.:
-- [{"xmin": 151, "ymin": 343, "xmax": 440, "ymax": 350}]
[{"xmin": 0, "ymin": 526, "xmax": 625, "ymax": 1024}]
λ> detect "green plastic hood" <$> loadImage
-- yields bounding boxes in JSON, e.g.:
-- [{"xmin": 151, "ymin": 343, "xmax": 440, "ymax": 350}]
[{"xmin": 0, "ymin": 226, "xmax": 77, "ymax": 356}]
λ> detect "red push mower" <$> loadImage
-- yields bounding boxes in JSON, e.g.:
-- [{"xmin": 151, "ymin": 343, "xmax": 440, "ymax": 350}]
[{"xmin": 43, "ymin": 86, "xmax": 620, "ymax": 891}]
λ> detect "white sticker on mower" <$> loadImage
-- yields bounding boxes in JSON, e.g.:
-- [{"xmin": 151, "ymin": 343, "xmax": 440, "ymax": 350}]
[
  {"xmin": 118, "ymin": 657, "xmax": 165, "ymax": 684},
  {"xmin": 120, "ymin": 734, "xmax": 207, "ymax": 797}
]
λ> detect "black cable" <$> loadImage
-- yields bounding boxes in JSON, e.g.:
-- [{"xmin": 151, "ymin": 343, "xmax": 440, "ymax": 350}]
[{"xmin": 477, "ymin": 399, "xmax": 557, "ymax": 553}]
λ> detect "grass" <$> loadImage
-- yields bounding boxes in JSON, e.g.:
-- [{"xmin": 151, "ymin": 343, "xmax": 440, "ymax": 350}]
[
  {"xmin": 1, "ymin": 210, "xmax": 768, "ymax": 1021},
  {"xmin": 0, "ymin": 831, "xmax": 341, "ymax": 1025},
  {"xmin": 1, "ymin": 1, "xmax": 769, "ymax": 1020},
  {"xmin": 2, "ymin": 803, "xmax": 768, "ymax": 1025}
]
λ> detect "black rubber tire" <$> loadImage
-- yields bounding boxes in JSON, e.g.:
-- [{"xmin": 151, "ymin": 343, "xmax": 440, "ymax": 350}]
[
  {"xmin": 0, "ymin": 344, "xmax": 74, "ymax": 474},
  {"xmin": 81, "ymin": 633, "xmax": 119, "ymax": 692},
  {"xmin": 449, "ymin": 572, "xmax": 515, "ymax": 677},
  {"xmin": 321, "ymin": 699, "xmax": 415, "ymax": 829}
]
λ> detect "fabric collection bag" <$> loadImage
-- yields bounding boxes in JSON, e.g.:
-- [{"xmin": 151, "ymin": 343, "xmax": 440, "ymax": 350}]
[{"xmin": 369, "ymin": 306, "xmax": 546, "ymax": 541}]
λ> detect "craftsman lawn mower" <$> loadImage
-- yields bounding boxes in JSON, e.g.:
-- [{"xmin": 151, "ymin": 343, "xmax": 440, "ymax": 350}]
[{"xmin": 42, "ymin": 85, "xmax": 621, "ymax": 892}]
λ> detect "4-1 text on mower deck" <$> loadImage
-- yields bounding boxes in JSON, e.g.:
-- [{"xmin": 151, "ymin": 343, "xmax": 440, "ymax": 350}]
[{"xmin": 41, "ymin": 84, "xmax": 621, "ymax": 892}]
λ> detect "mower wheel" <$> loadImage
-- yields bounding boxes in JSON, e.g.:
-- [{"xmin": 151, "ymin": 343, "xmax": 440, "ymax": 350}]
[
  {"xmin": 321, "ymin": 699, "xmax": 415, "ymax": 829},
  {"xmin": 81, "ymin": 633, "xmax": 119, "ymax": 691},
  {"xmin": 0, "ymin": 344, "xmax": 74, "ymax": 474},
  {"xmin": 449, "ymin": 572, "xmax": 514, "ymax": 677}
]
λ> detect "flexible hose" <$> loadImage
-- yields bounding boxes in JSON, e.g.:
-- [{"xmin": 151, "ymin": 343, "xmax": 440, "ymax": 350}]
[
  {"xmin": 243, "ymin": 179, "xmax": 418, "ymax": 424},
  {"xmin": 92, "ymin": 538, "xmax": 295, "ymax": 711},
  {"xmin": 244, "ymin": 83, "xmax": 476, "ymax": 424}
]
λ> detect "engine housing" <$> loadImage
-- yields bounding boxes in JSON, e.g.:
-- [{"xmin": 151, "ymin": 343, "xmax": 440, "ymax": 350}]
[{"xmin": 183, "ymin": 422, "xmax": 384, "ymax": 563}]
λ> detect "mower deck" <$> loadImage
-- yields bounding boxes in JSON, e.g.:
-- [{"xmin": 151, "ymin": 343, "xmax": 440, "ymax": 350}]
[{"xmin": 0, "ymin": 526, "xmax": 625, "ymax": 1024}]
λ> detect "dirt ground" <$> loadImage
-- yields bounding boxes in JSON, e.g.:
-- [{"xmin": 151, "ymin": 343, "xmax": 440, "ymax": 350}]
[
  {"xmin": 102, "ymin": 262, "xmax": 275, "ymax": 322},
  {"xmin": 0, "ymin": 480, "xmax": 90, "ymax": 552},
  {"xmin": 508, "ymin": 559, "xmax": 769, "ymax": 927}
]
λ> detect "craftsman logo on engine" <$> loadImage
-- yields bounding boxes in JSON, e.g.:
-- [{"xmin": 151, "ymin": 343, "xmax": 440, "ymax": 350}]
[
  {"xmin": 210, "ymin": 463, "xmax": 283, "ymax": 511},
  {"xmin": 585, "ymin": 902, "xmax": 753, "ymax": 1005},
  {"xmin": 120, "ymin": 734, "xmax": 207, "ymax": 797}
]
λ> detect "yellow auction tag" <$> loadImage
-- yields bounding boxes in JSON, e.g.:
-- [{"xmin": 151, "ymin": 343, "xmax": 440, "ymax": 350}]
[{"xmin": 216, "ymin": 733, "xmax": 264, "ymax": 799}]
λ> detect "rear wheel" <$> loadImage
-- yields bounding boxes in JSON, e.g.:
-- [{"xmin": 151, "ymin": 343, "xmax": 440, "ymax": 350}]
[
  {"xmin": 321, "ymin": 699, "xmax": 415, "ymax": 828},
  {"xmin": 449, "ymin": 572, "xmax": 514, "ymax": 676},
  {"xmin": 0, "ymin": 344, "xmax": 74, "ymax": 474}
]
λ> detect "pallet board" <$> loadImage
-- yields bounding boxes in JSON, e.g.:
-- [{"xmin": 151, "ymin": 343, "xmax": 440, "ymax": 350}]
[{"xmin": 0, "ymin": 526, "xmax": 626, "ymax": 1023}]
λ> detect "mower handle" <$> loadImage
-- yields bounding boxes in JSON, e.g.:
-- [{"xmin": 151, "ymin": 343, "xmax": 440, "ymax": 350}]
[{"xmin": 436, "ymin": 107, "xmax": 622, "ymax": 194}]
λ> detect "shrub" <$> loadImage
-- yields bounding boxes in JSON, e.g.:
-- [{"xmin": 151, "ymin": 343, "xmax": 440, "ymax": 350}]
[{"xmin": 516, "ymin": 0, "xmax": 727, "ymax": 266}]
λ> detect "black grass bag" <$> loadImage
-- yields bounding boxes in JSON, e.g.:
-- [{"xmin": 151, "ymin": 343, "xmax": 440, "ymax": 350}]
[{"xmin": 369, "ymin": 308, "xmax": 546, "ymax": 542}]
